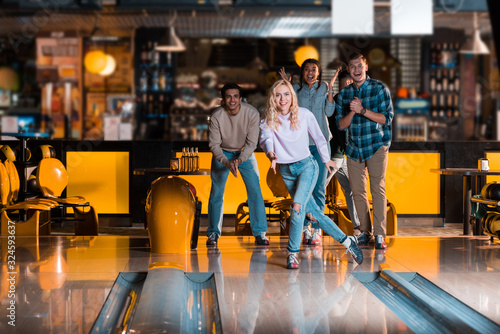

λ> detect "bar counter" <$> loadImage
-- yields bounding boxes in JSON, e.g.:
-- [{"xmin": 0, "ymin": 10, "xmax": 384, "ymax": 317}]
[{"xmin": 4, "ymin": 139, "xmax": 500, "ymax": 229}]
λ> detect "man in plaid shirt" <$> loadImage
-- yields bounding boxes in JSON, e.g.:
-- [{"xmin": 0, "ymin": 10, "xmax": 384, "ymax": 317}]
[{"xmin": 335, "ymin": 52, "xmax": 394, "ymax": 249}]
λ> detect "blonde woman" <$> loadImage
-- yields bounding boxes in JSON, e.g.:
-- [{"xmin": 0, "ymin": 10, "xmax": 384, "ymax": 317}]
[{"xmin": 260, "ymin": 80, "xmax": 363, "ymax": 269}]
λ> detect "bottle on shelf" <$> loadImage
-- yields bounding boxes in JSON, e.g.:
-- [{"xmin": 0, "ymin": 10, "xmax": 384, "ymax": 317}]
[
  {"xmin": 146, "ymin": 41, "xmax": 154, "ymax": 65},
  {"xmin": 92, "ymin": 102, "xmax": 99, "ymax": 118},
  {"xmin": 181, "ymin": 147, "xmax": 187, "ymax": 172},
  {"xmin": 194, "ymin": 147, "xmax": 199, "ymax": 171},
  {"xmin": 140, "ymin": 70, "xmax": 148, "ymax": 92},
  {"xmin": 148, "ymin": 94, "xmax": 154, "ymax": 115},
  {"xmin": 141, "ymin": 93, "xmax": 147, "ymax": 116},
  {"xmin": 187, "ymin": 147, "xmax": 192, "ymax": 172},
  {"xmin": 158, "ymin": 94, "xmax": 164, "ymax": 115},
  {"xmin": 152, "ymin": 42, "xmax": 160, "ymax": 66},
  {"xmin": 152, "ymin": 68, "xmax": 159, "ymax": 92},
  {"xmin": 159, "ymin": 68, "xmax": 167, "ymax": 91},
  {"xmin": 141, "ymin": 43, "xmax": 148, "ymax": 65},
  {"xmin": 166, "ymin": 71, "xmax": 173, "ymax": 93},
  {"xmin": 189, "ymin": 147, "xmax": 195, "ymax": 172}
]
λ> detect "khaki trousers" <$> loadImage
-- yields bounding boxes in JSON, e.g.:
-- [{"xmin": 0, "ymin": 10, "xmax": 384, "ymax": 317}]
[{"xmin": 347, "ymin": 146, "xmax": 389, "ymax": 237}]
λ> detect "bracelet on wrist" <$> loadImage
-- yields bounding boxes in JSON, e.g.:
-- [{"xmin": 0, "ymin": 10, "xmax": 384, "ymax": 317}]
[{"xmin": 327, "ymin": 90, "xmax": 334, "ymax": 93}]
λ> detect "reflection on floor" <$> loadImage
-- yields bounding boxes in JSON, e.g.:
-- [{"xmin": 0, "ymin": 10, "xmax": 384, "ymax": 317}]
[{"xmin": 1, "ymin": 231, "xmax": 499, "ymax": 333}]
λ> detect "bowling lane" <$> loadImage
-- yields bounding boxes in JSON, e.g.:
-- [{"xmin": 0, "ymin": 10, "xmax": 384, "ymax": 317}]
[{"xmin": 2, "ymin": 234, "xmax": 500, "ymax": 333}]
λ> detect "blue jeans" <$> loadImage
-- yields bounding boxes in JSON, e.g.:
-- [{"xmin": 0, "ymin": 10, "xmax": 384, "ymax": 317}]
[
  {"xmin": 279, "ymin": 156, "xmax": 347, "ymax": 253},
  {"xmin": 327, "ymin": 157, "xmax": 360, "ymax": 228},
  {"xmin": 208, "ymin": 151, "xmax": 267, "ymax": 237},
  {"xmin": 306, "ymin": 145, "xmax": 328, "ymax": 217}
]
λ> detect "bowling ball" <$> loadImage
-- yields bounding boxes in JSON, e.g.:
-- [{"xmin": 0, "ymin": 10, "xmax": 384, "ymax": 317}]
[
  {"xmin": 27, "ymin": 173, "xmax": 40, "ymax": 192},
  {"xmin": 488, "ymin": 183, "xmax": 500, "ymax": 201},
  {"xmin": 481, "ymin": 182, "xmax": 497, "ymax": 199},
  {"xmin": 33, "ymin": 145, "xmax": 56, "ymax": 162}
]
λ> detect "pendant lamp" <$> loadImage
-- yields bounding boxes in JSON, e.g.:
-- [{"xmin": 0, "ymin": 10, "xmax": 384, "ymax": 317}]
[
  {"xmin": 156, "ymin": 26, "xmax": 186, "ymax": 52},
  {"xmin": 460, "ymin": 12, "xmax": 490, "ymax": 55},
  {"xmin": 294, "ymin": 45, "xmax": 319, "ymax": 67},
  {"xmin": 156, "ymin": 11, "xmax": 185, "ymax": 53}
]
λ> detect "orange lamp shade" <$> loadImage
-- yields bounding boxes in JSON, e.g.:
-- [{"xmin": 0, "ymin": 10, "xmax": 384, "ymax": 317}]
[
  {"xmin": 84, "ymin": 50, "xmax": 108, "ymax": 74},
  {"xmin": 294, "ymin": 45, "xmax": 319, "ymax": 67}
]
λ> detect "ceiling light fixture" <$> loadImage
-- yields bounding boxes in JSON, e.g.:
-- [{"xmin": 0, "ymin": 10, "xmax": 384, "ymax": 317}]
[
  {"xmin": 460, "ymin": 12, "xmax": 490, "ymax": 55},
  {"xmin": 156, "ymin": 11, "xmax": 186, "ymax": 53},
  {"xmin": 294, "ymin": 40, "xmax": 319, "ymax": 67}
]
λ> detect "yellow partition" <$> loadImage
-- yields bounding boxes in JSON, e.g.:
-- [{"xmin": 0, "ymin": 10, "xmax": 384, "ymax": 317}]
[
  {"xmin": 486, "ymin": 152, "xmax": 500, "ymax": 184},
  {"xmin": 181, "ymin": 151, "xmax": 441, "ymax": 215},
  {"xmin": 178, "ymin": 152, "xmax": 274, "ymax": 215},
  {"xmin": 386, "ymin": 152, "xmax": 441, "ymax": 215},
  {"xmin": 66, "ymin": 151, "xmax": 129, "ymax": 214}
]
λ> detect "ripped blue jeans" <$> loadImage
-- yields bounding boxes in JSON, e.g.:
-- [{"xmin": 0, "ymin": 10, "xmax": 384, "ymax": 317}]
[{"xmin": 279, "ymin": 156, "xmax": 347, "ymax": 253}]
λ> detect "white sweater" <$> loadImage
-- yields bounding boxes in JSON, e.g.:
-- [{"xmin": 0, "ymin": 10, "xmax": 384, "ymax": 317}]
[{"xmin": 260, "ymin": 107, "xmax": 330, "ymax": 164}]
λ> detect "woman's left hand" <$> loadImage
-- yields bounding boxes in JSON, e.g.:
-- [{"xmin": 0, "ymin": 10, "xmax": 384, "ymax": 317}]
[{"xmin": 328, "ymin": 67, "xmax": 341, "ymax": 91}]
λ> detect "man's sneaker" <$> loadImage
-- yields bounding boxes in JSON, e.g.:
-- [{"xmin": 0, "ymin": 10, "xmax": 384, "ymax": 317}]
[
  {"xmin": 344, "ymin": 236, "xmax": 363, "ymax": 265},
  {"xmin": 302, "ymin": 227, "xmax": 312, "ymax": 245},
  {"xmin": 375, "ymin": 235, "xmax": 387, "ymax": 249},
  {"xmin": 310, "ymin": 229, "xmax": 322, "ymax": 245},
  {"xmin": 255, "ymin": 234, "xmax": 270, "ymax": 245},
  {"xmin": 287, "ymin": 253, "xmax": 300, "ymax": 269},
  {"xmin": 357, "ymin": 232, "xmax": 371, "ymax": 246},
  {"xmin": 206, "ymin": 232, "xmax": 219, "ymax": 246}
]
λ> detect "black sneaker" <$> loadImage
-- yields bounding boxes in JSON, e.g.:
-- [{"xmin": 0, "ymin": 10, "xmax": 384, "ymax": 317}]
[
  {"xmin": 255, "ymin": 234, "xmax": 270, "ymax": 245},
  {"xmin": 345, "ymin": 236, "xmax": 363, "ymax": 264},
  {"xmin": 357, "ymin": 232, "xmax": 371, "ymax": 246},
  {"xmin": 206, "ymin": 232, "xmax": 219, "ymax": 246}
]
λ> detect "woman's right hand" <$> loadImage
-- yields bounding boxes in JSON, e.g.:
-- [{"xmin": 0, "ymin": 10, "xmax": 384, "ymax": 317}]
[
  {"xmin": 267, "ymin": 152, "xmax": 278, "ymax": 174},
  {"xmin": 279, "ymin": 67, "xmax": 291, "ymax": 82}
]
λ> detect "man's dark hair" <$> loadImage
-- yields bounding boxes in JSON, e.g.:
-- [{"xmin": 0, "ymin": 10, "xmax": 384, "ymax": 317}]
[
  {"xmin": 220, "ymin": 83, "xmax": 242, "ymax": 98},
  {"xmin": 349, "ymin": 52, "xmax": 367, "ymax": 63},
  {"xmin": 297, "ymin": 58, "xmax": 323, "ymax": 92}
]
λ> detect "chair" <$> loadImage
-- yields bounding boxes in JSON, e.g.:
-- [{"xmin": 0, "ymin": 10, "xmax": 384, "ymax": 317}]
[
  {"xmin": 0, "ymin": 161, "xmax": 56, "ymax": 236},
  {"xmin": 235, "ymin": 168, "xmax": 292, "ymax": 236},
  {"xmin": 325, "ymin": 175, "xmax": 397, "ymax": 236},
  {"xmin": 35, "ymin": 158, "xmax": 99, "ymax": 236}
]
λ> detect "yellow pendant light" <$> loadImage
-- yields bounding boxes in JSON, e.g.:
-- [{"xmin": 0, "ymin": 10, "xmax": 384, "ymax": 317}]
[
  {"xmin": 99, "ymin": 54, "xmax": 116, "ymax": 76},
  {"xmin": 84, "ymin": 50, "xmax": 108, "ymax": 74},
  {"xmin": 294, "ymin": 45, "xmax": 319, "ymax": 67}
]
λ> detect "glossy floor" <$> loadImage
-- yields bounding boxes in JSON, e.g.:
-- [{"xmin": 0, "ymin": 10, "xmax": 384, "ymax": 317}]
[{"xmin": 1, "ymin": 232, "xmax": 500, "ymax": 333}]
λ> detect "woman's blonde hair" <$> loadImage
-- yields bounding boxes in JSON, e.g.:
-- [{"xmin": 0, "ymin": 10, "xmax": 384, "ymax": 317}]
[{"xmin": 264, "ymin": 79, "xmax": 300, "ymax": 131}]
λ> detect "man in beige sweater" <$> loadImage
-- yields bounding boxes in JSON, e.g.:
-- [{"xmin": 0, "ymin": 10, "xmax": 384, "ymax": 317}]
[{"xmin": 207, "ymin": 83, "xmax": 269, "ymax": 246}]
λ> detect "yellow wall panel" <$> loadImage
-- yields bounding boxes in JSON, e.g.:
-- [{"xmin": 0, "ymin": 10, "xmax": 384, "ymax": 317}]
[
  {"xmin": 486, "ymin": 152, "xmax": 500, "ymax": 184},
  {"xmin": 178, "ymin": 152, "xmax": 274, "ymax": 215},
  {"xmin": 180, "ymin": 151, "xmax": 441, "ymax": 215},
  {"xmin": 66, "ymin": 151, "xmax": 129, "ymax": 214},
  {"xmin": 385, "ymin": 152, "xmax": 441, "ymax": 214}
]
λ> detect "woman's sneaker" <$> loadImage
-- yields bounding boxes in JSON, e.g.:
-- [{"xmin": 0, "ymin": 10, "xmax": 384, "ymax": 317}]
[
  {"xmin": 206, "ymin": 232, "xmax": 219, "ymax": 246},
  {"xmin": 344, "ymin": 236, "xmax": 363, "ymax": 264},
  {"xmin": 310, "ymin": 229, "xmax": 322, "ymax": 245},
  {"xmin": 302, "ymin": 227, "xmax": 312, "ymax": 245},
  {"xmin": 287, "ymin": 253, "xmax": 299, "ymax": 269}
]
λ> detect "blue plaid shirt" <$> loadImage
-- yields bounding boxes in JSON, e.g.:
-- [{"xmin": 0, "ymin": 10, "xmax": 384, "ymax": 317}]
[{"xmin": 335, "ymin": 76, "xmax": 393, "ymax": 162}]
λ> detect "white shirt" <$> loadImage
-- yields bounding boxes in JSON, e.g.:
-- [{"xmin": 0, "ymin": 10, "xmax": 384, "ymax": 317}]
[{"xmin": 260, "ymin": 107, "xmax": 330, "ymax": 164}]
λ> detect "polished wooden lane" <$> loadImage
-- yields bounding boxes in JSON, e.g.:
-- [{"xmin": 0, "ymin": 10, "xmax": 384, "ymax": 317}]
[{"xmin": 1, "ymin": 233, "xmax": 499, "ymax": 333}]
